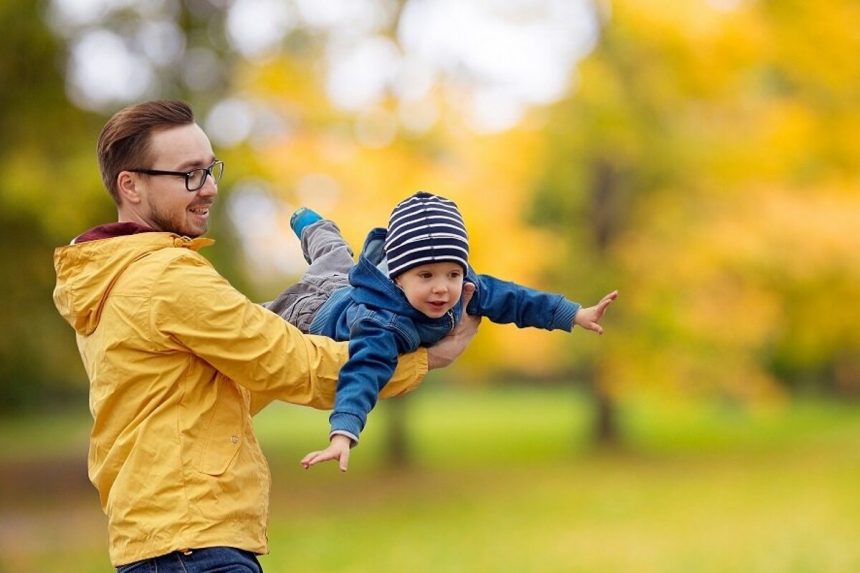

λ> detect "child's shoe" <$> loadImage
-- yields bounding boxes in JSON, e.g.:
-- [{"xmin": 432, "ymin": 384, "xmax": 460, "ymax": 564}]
[{"xmin": 290, "ymin": 207, "xmax": 322, "ymax": 239}]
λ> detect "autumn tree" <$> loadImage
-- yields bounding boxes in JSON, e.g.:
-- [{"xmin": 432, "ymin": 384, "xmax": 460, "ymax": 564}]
[{"xmin": 531, "ymin": 0, "xmax": 860, "ymax": 444}]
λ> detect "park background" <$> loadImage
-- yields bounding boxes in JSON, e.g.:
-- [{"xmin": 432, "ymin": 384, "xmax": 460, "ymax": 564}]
[{"xmin": 1, "ymin": 0, "xmax": 858, "ymax": 571}]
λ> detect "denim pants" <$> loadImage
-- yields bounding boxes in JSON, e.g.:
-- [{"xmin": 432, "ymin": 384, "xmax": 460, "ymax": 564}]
[
  {"xmin": 115, "ymin": 546, "xmax": 262, "ymax": 573},
  {"xmin": 264, "ymin": 219, "xmax": 353, "ymax": 332}
]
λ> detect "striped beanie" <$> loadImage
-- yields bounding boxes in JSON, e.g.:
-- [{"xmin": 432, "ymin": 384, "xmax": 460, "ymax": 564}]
[{"xmin": 384, "ymin": 191, "xmax": 469, "ymax": 279}]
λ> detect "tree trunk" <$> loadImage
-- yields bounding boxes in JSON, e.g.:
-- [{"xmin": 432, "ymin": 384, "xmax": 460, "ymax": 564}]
[
  {"xmin": 592, "ymin": 383, "xmax": 619, "ymax": 445},
  {"xmin": 589, "ymin": 158, "xmax": 621, "ymax": 447},
  {"xmin": 383, "ymin": 395, "xmax": 411, "ymax": 467}
]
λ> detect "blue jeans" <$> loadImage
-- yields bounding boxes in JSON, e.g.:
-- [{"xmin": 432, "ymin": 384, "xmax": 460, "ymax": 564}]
[{"xmin": 116, "ymin": 547, "xmax": 262, "ymax": 573}]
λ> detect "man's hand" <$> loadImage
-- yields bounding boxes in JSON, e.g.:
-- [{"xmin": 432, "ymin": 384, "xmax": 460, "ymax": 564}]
[
  {"xmin": 301, "ymin": 434, "xmax": 353, "ymax": 472},
  {"xmin": 574, "ymin": 290, "xmax": 618, "ymax": 335},
  {"xmin": 427, "ymin": 282, "xmax": 481, "ymax": 370}
]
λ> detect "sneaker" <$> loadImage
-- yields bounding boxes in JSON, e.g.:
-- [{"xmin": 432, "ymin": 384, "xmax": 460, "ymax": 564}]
[{"xmin": 290, "ymin": 207, "xmax": 322, "ymax": 239}]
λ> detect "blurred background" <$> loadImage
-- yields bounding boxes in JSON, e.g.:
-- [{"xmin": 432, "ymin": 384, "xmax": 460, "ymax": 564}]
[{"xmin": 1, "ymin": 0, "xmax": 858, "ymax": 571}]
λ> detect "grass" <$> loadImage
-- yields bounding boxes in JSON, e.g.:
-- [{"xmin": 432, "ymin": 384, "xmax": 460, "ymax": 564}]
[
  {"xmin": 1, "ymin": 384, "xmax": 859, "ymax": 572},
  {"xmin": 0, "ymin": 406, "xmax": 90, "ymax": 460}
]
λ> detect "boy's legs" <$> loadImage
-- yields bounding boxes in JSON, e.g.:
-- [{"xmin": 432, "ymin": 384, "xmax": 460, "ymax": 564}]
[
  {"xmin": 264, "ymin": 219, "xmax": 354, "ymax": 332},
  {"xmin": 301, "ymin": 219, "xmax": 355, "ymax": 272}
]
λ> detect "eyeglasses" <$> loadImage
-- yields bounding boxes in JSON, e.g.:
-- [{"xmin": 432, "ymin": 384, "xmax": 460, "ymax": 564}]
[{"xmin": 129, "ymin": 160, "xmax": 224, "ymax": 192}]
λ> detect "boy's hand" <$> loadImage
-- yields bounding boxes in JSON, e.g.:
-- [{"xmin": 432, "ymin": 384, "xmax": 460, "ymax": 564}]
[
  {"xmin": 301, "ymin": 434, "xmax": 353, "ymax": 472},
  {"xmin": 574, "ymin": 290, "xmax": 618, "ymax": 335}
]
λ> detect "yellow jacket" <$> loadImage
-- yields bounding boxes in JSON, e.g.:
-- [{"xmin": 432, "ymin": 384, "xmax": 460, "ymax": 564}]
[{"xmin": 53, "ymin": 229, "xmax": 426, "ymax": 566}]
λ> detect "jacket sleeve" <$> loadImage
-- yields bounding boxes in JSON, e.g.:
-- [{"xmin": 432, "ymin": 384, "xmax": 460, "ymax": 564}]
[
  {"xmin": 151, "ymin": 252, "xmax": 427, "ymax": 415},
  {"xmin": 328, "ymin": 317, "xmax": 401, "ymax": 441},
  {"xmin": 467, "ymin": 271, "xmax": 580, "ymax": 331}
]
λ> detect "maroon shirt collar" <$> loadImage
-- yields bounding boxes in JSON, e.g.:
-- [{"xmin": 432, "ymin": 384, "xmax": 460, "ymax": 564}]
[{"xmin": 74, "ymin": 222, "xmax": 156, "ymax": 244}]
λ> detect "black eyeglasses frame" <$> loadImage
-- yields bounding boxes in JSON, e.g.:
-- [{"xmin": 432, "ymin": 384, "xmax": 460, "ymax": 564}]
[{"xmin": 128, "ymin": 160, "xmax": 224, "ymax": 192}]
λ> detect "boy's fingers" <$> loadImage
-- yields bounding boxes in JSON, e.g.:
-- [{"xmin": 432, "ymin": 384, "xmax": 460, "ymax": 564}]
[
  {"xmin": 596, "ymin": 291, "xmax": 618, "ymax": 313},
  {"xmin": 301, "ymin": 449, "xmax": 340, "ymax": 469},
  {"xmin": 339, "ymin": 450, "xmax": 350, "ymax": 472}
]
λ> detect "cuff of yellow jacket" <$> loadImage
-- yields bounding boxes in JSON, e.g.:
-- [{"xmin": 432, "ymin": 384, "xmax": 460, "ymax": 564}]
[
  {"xmin": 409, "ymin": 347, "xmax": 429, "ymax": 375},
  {"xmin": 380, "ymin": 348, "xmax": 428, "ymax": 399}
]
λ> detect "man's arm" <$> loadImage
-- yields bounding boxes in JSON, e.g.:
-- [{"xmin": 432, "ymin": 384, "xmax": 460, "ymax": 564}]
[
  {"xmin": 153, "ymin": 254, "xmax": 427, "ymax": 414},
  {"xmin": 155, "ymin": 254, "xmax": 477, "ymax": 416},
  {"xmin": 249, "ymin": 281, "xmax": 479, "ymax": 414}
]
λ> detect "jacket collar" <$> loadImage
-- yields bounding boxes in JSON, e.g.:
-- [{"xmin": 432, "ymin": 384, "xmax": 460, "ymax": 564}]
[{"xmin": 73, "ymin": 222, "xmax": 156, "ymax": 244}]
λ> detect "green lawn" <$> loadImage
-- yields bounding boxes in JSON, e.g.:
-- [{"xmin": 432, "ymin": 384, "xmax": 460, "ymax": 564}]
[{"xmin": 1, "ymin": 384, "xmax": 858, "ymax": 572}]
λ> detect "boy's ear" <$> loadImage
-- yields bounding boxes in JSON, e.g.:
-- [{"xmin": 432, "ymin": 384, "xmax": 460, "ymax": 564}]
[{"xmin": 116, "ymin": 171, "xmax": 142, "ymax": 204}]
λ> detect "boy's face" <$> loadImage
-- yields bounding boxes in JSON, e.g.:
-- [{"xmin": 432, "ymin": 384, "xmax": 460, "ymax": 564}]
[{"xmin": 394, "ymin": 261, "xmax": 465, "ymax": 319}]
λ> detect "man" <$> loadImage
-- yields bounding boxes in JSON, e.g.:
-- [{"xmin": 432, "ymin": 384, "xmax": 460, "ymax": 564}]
[{"xmin": 53, "ymin": 100, "xmax": 478, "ymax": 572}]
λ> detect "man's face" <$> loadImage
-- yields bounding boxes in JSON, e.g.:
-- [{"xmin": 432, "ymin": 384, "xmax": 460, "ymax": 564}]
[{"xmin": 129, "ymin": 123, "xmax": 218, "ymax": 238}]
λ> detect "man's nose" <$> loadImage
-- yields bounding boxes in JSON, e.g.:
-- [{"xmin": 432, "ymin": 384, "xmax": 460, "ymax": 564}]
[{"xmin": 197, "ymin": 175, "xmax": 218, "ymax": 197}]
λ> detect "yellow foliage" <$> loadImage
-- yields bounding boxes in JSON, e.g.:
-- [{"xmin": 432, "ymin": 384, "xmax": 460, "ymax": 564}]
[
  {"xmin": 614, "ymin": 179, "xmax": 860, "ymax": 399},
  {"xmin": 225, "ymin": 0, "xmax": 860, "ymax": 393},
  {"xmin": 234, "ymin": 59, "xmax": 573, "ymax": 378}
]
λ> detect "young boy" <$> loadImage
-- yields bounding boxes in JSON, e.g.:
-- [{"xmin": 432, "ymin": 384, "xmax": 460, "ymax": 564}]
[{"xmin": 266, "ymin": 191, "xmax": 618, "ymax": 471}]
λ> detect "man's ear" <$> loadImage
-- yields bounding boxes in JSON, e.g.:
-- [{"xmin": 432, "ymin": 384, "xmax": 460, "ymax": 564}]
[{"xmin": 117, "ymin": 171, "xmax": 142, "ymax": 204}]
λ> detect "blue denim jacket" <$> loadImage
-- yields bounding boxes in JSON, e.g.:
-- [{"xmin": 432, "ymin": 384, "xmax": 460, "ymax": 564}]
[{"xmin": 309, "ymin": 228, "xmax": 580, "ymax": 440}]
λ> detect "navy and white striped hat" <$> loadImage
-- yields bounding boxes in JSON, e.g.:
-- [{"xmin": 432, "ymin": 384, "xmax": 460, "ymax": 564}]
[{"xmin": 384, "ymin": 191, "xmax": 469, "ymax": 278}]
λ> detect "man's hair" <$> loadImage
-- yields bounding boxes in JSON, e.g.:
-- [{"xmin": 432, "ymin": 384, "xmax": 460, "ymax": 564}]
[{"xmin": 97, "ymin": 100, "xmax": 195, "ymax": 204}]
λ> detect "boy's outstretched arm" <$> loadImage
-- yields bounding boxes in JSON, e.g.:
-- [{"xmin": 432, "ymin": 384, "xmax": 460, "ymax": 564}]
[
  {"xmin": 300, "ymin": 284, "xmax": 481, "ymax": 473},
  {"xmin": 574, "ymin": 290, "xmax": 618, "ymax": 335}
]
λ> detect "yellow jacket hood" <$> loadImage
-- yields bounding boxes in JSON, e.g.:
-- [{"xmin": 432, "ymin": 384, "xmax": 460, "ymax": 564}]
[{"xmin": 53, "ymin": 228, "xmax": 213, "ymax": 336}]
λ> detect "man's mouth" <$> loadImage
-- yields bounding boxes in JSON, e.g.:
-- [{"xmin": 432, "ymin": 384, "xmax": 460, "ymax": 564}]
[{"xmin": 189, "ymin": 205, "xmax": 211, "ymax": 217}]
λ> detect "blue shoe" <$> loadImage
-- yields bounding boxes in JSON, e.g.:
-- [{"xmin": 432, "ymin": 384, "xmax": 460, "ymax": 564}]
[{"xmin": 290, "ymin": 207, "xmax": 322, "ymax": 239}]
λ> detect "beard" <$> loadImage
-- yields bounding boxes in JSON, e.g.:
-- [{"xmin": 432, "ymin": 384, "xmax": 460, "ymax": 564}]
[{"xmin": 148, "ymin": 199, "xmax": 210, "ymax": 238}]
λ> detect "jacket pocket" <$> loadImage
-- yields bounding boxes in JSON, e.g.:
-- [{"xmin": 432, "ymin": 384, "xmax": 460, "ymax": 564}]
[{"xmin": 195, "ymin": 378, "xmax": 244, "ymax": 476}]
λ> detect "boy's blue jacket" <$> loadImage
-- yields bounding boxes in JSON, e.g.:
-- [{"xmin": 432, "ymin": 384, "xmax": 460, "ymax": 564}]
[{"xmin": 309, "ymin": 228, "xmax": 580, "ymax": 440}]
